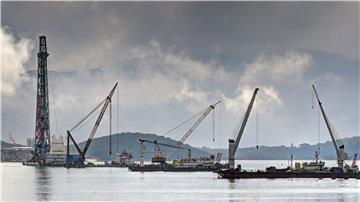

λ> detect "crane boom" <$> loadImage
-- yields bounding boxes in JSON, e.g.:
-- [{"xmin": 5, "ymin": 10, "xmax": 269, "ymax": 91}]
[
  {"xmin": 82, "ymin": 82, "xmax": 118, "ymax": 155},
  {"xmin": 176, "ymin": 100, "xmax": 221, "ymax": 146},
  {"xmin": 140, "ymin": 139, "xmax": 186, "ymax": 150},
  {"xmin": 66, "ymin": 130, "xmax": 83, "ymax": 158},
  {"xmin": 228, "ymin": 88, "xmax": 259, "ymax": 170},
  {"xmin": 9, "ymin": 132, "xmax": 17, "ymax": 146},
  {"xmin": 140, "ymin": 138, "xmax": 192, "ymax": 164},
  {"xmin": 312, "ymin": 84, "xmax": 347, "ymax": 169}
]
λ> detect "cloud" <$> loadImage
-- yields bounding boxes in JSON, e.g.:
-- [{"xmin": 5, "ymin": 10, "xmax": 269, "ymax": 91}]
[
  {"xmin": 241, "ymin": 51, "xmax": 312, "ymax": 85},
  {"xmin": 311, "ymin": 73, "xmax": 344, "ymax": 87},
  {"xmin": 34, "ymin": 40, "xmax": 223, "ymax": 118},
  {"xmin": 108, "ymin": 40, "xmax": 227, "ymax": 112},
  {"xmin": 170, "ymin": 81, "xmax": 210, "ymax": 113},
  {"xmin": 1, "ymin": 27, "xmax": 33, "ymax": 96},
  {"xmin": 223, "ymin": 85, "xmax": 282, "ymax": 116},
  {"xmin": 126, "ymin": 40, "xmax": 227, "ymax": 82},
  {"xmin": 116, "ymin": 47, "xmax": 311, "ymax": 117},
  {"xmin": 223, "ymin": 51, "xmax": 311, "ymax": 115}
]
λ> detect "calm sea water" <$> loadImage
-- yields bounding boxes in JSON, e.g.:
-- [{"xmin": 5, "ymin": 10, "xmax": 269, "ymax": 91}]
[{"xmin": 1, "ymin": 160, "xmax": 359, "ymax": 201}]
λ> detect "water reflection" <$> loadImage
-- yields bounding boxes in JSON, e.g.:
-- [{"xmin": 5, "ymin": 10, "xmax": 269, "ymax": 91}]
[
  {"xmin": 227, "ymin": 179, "xmax": 237, "ymax": 202},
  {"xmin": 2, "ymin": 162, "xmax": 359, "ymax": 201},
  {"xmin": 35, "ymin": 167, "xmax": 52, "ymax": 201}
]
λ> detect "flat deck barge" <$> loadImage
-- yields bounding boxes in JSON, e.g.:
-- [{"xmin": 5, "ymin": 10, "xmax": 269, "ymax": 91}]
[
  {"xmin": 217, "ymin": 169, "xmax": 360, "ymax": 179},
  {"xmin": 129, "ymin": 163, "xmax": 227, "ymax": 172}
]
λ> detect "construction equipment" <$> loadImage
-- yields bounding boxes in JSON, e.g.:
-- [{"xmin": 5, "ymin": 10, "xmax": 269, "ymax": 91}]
[
  {"xmin": 8, "ymin": 132, "xmax": 32, "ymax": 161},
  {"xmin": 351, "ymin": 153, "xmax": 359, "ymax": 172},
  {"xmin": 141, "ymin": 100, "xmax": 221, "ymax": 164},
  {"xmin": 155, "ymin": 100, "xmax": 222, "ymax": 163},
  {"xmin": 215, "ymin": 152, "xmax": 222, "ymax": 163},
  {"xmin": 312, "ymin": 84, "xmax": 348, "ymax": 170},
  {"xmin": 176, "ymin": 100, "xmax": 221, "ymax": 147},
  {"xmin": 9, "ymin": 133, "xmax": 17, "ymax": 148},
  {"xmin": 65, "ymin": 83, "xmax": 118, "ymax": 168},
  {"xmin": 32, "ymin": 36, "xmax": 51, "ymax": 164},
  {"xmin": 139, "ymin": 139, "xmax": 190, "ymax": 166},
  {"xmin": 228, "ymin": 88, "xmax": 259, "ymax": 170}
]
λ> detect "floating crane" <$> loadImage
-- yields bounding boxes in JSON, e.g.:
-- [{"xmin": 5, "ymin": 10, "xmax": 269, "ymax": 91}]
[
  {"xmin": 65, "ymin": 83, "xmax": 118, "ymax": 168},
  {"xmin": 139, "ymin": 139, "xmax": 190, "ymax": 166},
  {"xmin": 137, "ymin": 100, "xmax": 221, "ymax": 167},
  {"xmin": 228, "ymin": 88, "xmax": 259, "ymax": 170},
  {"xmin": 312, "ymin": 84, "xmax": 348, "ymax": 170}
]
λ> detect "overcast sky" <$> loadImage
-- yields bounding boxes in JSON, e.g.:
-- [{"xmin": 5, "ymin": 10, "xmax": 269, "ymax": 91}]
[{"xmin": 1, "ymin": 2, "xmax": 359, "ymax": 149}]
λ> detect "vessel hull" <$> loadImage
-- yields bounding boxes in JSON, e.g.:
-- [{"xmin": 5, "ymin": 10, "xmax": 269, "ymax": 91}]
[
  {"xmin": 129, "ymin": 163, "xmax": 226, "ymax": 172},
  {"xmin": 217, "ymin": 169, "xmax": 360, "ymax": 179}
]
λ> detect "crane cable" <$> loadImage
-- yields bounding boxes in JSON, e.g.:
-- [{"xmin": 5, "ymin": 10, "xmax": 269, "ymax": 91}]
[
  {"xmin": 313, "ymin": 90, "xmax": 320, "ymax": 159},
  {"xmin": 256, "ymin": 97, "xmax": 259, "ymax": 149},
  {"xmin": 69, "ymin": 98, "xmax": 106, "ymax": 132},
  {"xmin": 116, "ymin": 86, "xmax": 119, "ymax": 153},
  {"xmin": 219, "ymin": 100, "xmax": 222, "ymax": 148},
  {"xmin": 71, "ymin": 107, "xmax": 100, "ymax": 133},
  {"xmin": 162, "ymin": 109, "xmax": 205, "ymax": 137},
  {"xmin": 212, "ymin": 108, "xmax": 215, "ymax": 142},
  {"xmin": 109, "ymin": 99, "xmax": 112, "ymax": 155},
  {"xmin": 49, "ymin": 72, "xmax": 59, "ymax": 135},
  {"xmin": 317, "ymin": 100, "xmax": 321, "ymax": 157}
]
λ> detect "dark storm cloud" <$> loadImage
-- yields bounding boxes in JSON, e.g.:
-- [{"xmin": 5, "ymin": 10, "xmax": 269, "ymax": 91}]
[{"xmin": 1, "ymin": 2, "xmax": 359, "ymax": 148}]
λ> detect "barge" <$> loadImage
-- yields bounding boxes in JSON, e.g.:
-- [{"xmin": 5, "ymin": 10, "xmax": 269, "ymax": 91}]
[
  {"xmin": 217, "ymin": 167, "xmax": 360, "ymax": 179},
  {"xmin": 129, "ymin": 162, "xmax": 227, "ymax": 172}
]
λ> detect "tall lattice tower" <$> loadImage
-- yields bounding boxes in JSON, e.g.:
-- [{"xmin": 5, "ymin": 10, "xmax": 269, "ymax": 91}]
[{"xmin": 34, "ymin": 36, "xmax": 51, "ymax": 164}]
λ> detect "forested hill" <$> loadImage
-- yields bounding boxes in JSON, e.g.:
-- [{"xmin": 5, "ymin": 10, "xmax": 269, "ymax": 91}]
[{"xmin": 74, "ymin": 132, "xmax": 359, "ymax": 161}]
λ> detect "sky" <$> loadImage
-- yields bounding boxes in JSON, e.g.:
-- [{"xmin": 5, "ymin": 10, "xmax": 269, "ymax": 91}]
[{"xmin": 1, "ymin": 2, "xmax": 359, "ymax": 149}]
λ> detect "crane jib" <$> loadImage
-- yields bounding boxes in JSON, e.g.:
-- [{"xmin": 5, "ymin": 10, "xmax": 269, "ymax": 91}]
[
  {"xmin": 228, "ymin": 88, "xmax": 259, "ymax": 170},
  {"xmin": 67, "ymin": 82, "xmax": 118, "ymax": 161},
  {"xmin": 312, "ymin": 84, "xmax": 347, "ymax": 169},
  {"xmin": 176, "ymin": 100, "xmax": 221, "ymax": 146},
  {"xmin": 233, "ymin": 88, "xmax": 259, "ymax": 153},
  {"xmin": 82, "ymin": 82, "xmax": 118, "ymax": 156}
]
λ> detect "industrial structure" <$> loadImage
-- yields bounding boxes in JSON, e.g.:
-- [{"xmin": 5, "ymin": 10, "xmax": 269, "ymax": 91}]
[
  {"xmin": 15, "ymin": 35, "xmax": 358, "ymax": 177},
  {"xmin": 312, "ymin": 84, "xmax": 357, "ymax": 173},
  {"xmin": 65, "ymin": 83, "xmax": 118, "ymax": 168},
  {"xmin": 29, "ymin": 36, "xmax": 51, "ymax": 165},
  {"xmin": 228, "ymin": 88, "xmax": 259, "ymax": 170},
  {"xmin": 1, "ymin": 133, "xmax": 33, "ymax": 162},
  {"xmin": 176, "ymin": 100, "xmax": 221, "ymax": 147},
  {"xmin": 139, "ymin": 138, "xmax": 190, "ymax": 165},
  {"xmin": 129, "ymin": 100, "xmax": 227, "ymax": 172},
  {"xmin": 217, "ymin": 86, "xmax": 359, "ymax": 179},
  {"xmin": 130, "ymin": 137, "xmax": 225, "ymax": 171},
  {"xmin": 21, "ymin": 36, "xmax": 120, "ymax": 167}
]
